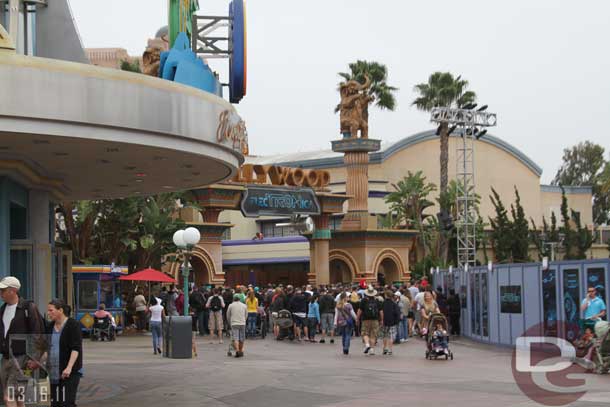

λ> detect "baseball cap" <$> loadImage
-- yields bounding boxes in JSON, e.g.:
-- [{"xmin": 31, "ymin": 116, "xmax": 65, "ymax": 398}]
[{"xmin": 0, "ymin": 276, "xmax": 21, "ymax": 289}]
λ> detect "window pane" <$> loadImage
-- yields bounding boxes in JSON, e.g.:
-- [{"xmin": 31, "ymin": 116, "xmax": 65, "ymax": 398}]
[
  {"xmin": 78, "ymin": 281, "xmax": 98, "ymax": 310},
  {"xmin": 10, "ymin": 249, "xmax": 31, "ymax": 299},
  {"xmin": 100, "ymin": 280, "xmax": 114, "ymax": 308},
  {"xmin": 10, "ymin": 203, "xmax": 27, "ymax": 240}
]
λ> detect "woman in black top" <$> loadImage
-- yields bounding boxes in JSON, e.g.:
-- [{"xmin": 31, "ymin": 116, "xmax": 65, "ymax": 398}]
[{"xmin": 45, "ymin": 299, "xmax": 82, "ymax": 407}]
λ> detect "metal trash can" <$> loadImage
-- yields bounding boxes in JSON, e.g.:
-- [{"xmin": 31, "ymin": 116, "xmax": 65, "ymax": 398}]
[{"xmin": 163, "ymin": 316, "xmax": 192, "ymax": 359}]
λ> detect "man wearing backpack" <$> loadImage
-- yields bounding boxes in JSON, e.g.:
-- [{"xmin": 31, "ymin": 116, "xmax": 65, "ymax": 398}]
[
  {"xmin": 357, "ymin": 285, "xmax": 383, "ymax": 355},
  {"xmin": 206, "ymin": 288, "xmax": 225, "ymax": 344},
  {"xmin": 0, "ymin": 277, "xmax": 45, "ymax": 407}
]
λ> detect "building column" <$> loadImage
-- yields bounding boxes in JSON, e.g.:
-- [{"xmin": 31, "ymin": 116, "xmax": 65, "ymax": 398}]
[
  {"xmin": 29, "ymin": 189, "xmax": 51, "ymax": 307},
  {"xmin": 309, "ymin": 214, "xmax": 331, "ymax": 286},
  {"xmin": 0, "ymin": 178, "xmax": 9, "ymax": 276},
  {"xmin": 331, "ymin": 138, "xmax": 381, "ymax": 231}
]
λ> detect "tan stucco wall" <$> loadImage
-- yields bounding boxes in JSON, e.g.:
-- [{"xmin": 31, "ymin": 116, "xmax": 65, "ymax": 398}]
[
  {"xmin": 540, "ymin": 190, "xmax": 593, "ymax": 226},
  {"xmin": 222, "ymin": 241, "xmax": 310, "ymax": 261}
]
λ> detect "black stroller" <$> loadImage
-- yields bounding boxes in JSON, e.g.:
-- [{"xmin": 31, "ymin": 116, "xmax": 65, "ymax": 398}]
[
  {"xmin": 275, "ymin": 309, "xmax": 294, "ymax": 341},
  {"xmin": 425, "ymin": 313, "xmax": 453, "ymax": 360}
]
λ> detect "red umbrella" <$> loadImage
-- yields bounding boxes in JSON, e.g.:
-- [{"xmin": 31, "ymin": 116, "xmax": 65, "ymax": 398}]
[
  {"xmin": 119, "ymin": 268, "xmax": 176, "ymax": 305},
  {"xmin": 119, "ymin": 268, "xmax": 176, "ymax": 283}
]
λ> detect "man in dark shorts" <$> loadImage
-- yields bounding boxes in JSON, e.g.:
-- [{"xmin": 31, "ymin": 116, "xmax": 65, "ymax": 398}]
[{"xmin": 289, "ymin": 288, "xmax": 308, "ymax": 341}]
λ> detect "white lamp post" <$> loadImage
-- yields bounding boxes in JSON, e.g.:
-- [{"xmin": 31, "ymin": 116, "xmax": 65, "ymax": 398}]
[{"xmin": 173, "ymin": 227, "xmax": 201, "ymax": 316}]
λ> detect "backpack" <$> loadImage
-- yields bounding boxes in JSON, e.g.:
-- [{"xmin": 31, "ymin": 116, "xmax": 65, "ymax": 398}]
[
  {"xmin": 362, "ymin": 297, "xmax": 380, "ymax": 320},
  {"xmin": 210, "ymin": 296, "xmax": 222, "ymax": 312}
]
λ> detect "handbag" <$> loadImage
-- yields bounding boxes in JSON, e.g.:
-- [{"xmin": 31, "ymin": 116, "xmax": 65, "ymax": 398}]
[{"xmin": 11, "ymin": 356, "xmax": 51, "ymax": 406}]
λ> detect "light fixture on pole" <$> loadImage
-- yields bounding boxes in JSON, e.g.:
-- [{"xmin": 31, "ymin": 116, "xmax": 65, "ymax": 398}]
[
  {"xmin": 173, "ymin": 226, "xmax": 201, "ymax": 316},
  {"xmin": 430, "ymin": 105, "xmax": 497, "ymax": 271},
  {"xmin": 542, "ymin": 256, "xmax": 549, "ymax": 271},
  {"xmin": 487, "ymin": 261, "xmax": 493, "ymax": 273},
  {"xmin": 464, "ymin": 264, "xmax": 469, "ymax": 273},
  {"xmin": 449, "ymin": 265, "xmax": 453, "ymax": 274}
]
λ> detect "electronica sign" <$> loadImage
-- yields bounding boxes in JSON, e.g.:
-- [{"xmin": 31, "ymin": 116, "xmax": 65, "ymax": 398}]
[{"xmin": 241, "ymin": 186, "xmax": 321, "ymax": 218}]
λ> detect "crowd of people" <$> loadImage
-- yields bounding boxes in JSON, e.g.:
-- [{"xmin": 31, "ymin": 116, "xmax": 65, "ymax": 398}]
[{"xmin": 136, "ymin": 277, "xmax": 463, "ymax": 358}]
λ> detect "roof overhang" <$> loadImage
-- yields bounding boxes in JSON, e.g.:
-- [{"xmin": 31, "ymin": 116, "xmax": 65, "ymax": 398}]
[{"xmin": 0, "ymin": 52, "xmax": 245, "ymax": 200}]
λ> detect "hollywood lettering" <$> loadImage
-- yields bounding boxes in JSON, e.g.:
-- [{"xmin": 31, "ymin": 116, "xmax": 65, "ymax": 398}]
[
  {"xmin": 216, "ymin": 110, "xmax": 248, "ymax": 154},
  {"xmin": 233, "ymin": 164, "xmax": 330, "ymax": 188}
]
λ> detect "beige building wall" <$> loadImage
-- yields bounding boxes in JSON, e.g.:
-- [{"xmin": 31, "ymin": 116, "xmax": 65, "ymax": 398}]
[
  {"xmin": 540, "ymin": 189, "xmax": 593, "ymax": 226},
  {"xmin": 223, "ymin": 241, "xmax": 310, "ymax": 261},
  {"xmin": 85, "ymin": 48, "xmax": 140, "ymax": 69}
]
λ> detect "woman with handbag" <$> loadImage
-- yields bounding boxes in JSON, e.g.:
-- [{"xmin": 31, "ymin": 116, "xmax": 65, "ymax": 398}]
[
  {"xmin": 45, "ymin": 299, "xmax": 82, "ymax": 407},
  {"xmin": 333, "ymin": 293, "xmax": 357, "ymax": 355}
]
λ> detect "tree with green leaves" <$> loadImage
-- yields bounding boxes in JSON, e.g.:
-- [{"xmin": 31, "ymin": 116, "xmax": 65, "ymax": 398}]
[
  {"xmin": 56, "ymin": 193, "xmax": 188, "ymax": 270},
  {"xmin": 385, "ymin": 171, "xmax": 436, "ymax": 261},
  {"xmin": 530, "ymin": 212, "xmax": 560, "ymax": 260},
  {"xmin": 489, "ymin": 188, "xmax": 514, "ymax": 263},
  {"xmin": 559, "ymin": 187, "xmax": 593, "ymax": 260},
  {"xmin": 412, "ymin": 72, "xmax": 476, "ymax": 199},
  {"xmin": 120, "ymin": 59, "xmax": 142, "ymax": 73},
  {"xmin": 510, "ymin": 187, "xmax": 530, "ymax": 262},
  {"xmin": 336, "ymin": 60, "xmax": 398, "ymax": 122},
  {"xmin": 553, "ymin": 141, "xmax": 609, "ymax": 225}
]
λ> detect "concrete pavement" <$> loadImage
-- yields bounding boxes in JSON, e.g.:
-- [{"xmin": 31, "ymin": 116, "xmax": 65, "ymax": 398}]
[{"xmin": 78, "ymin": 334, "xmax": 610, "ymax": 407}]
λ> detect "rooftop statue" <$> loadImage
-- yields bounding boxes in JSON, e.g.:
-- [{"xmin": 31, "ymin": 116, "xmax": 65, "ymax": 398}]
[
  {"xmin": 338, "ymin": 75, "xmax": 373, "ymax": 139},
  {"xmin": 142, "ymin": 45, "xmax": 163, "ymax": 77}
]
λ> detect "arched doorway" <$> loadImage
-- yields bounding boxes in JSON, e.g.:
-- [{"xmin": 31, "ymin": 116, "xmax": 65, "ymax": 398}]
[
  {"xmin": 190, "ymin": 255, "xmax": 210, "ymax": 287},
  {"xmin": 330, "ymin": 259, "xmax": 352, "ymax": 284},
  {"xmin": 378, "ymin": 257, "xmax": 400, "ymax": 286}
]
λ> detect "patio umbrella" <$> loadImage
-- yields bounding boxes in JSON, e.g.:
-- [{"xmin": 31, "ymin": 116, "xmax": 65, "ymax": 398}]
[{"xmin": 119, "ymin": 268, "xmax": 176, "ymax": 305}]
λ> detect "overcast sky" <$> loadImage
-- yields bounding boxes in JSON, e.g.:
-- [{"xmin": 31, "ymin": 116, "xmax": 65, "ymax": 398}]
[{"xmin": 70, "ymin": 0, "xmax": 610, "ymax": 184}]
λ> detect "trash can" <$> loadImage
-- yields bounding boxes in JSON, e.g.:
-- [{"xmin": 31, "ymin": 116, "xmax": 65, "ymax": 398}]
[{"xmin": 163, "ymin": 316, "xmax": 192, "ymax": 359}]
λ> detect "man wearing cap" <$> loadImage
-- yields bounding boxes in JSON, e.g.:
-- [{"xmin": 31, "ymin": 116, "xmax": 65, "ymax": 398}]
[
  {"xmin": 357, "ymin": 285, "xmax": 383, "ymax": 355},
  {"xmin": 0, "ymin": 276, "xmax": 45, "ymax": 407}
]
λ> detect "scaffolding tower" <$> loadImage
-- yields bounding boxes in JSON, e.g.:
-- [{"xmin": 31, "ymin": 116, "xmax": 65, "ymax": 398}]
[{"xmin": 430, "ymin": 106, "xmax": 497, "ymax": 270}]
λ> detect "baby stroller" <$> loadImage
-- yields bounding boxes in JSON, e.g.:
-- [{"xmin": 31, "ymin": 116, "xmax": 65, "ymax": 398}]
[
  {"xmin": 91, "ymin": 316, "xmax": 115, "ymax": 341},
  {"xmin": 275, "ymin": 309, "xmax": 294, "ymax": 341},
  {"xmin": 256, "ymin": 306, "xmax": 268, "ymax": 339},
  {"xmin": 425, "ymin": 313, "xmax": 453, "ymax": 360},
  {"xmin": 592, "ymin": 320, "xmax": 610, "ymax": 374}
]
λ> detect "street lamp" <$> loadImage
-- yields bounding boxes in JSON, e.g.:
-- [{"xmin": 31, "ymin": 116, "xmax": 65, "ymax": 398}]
[{"xmin": 173, "ymin": 226, "xmax": 201, "ymax": 316}]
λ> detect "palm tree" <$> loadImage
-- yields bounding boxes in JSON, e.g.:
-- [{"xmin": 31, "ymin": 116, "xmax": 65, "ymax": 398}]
[
  {"xmin": 385, "ymin": 171, "xmax": 437, "ymax": 260},
  {"xmin": 412, "ymin": 72, "xmax": 476, "ymax": 201},
  {"xmin": 336, "ymin": 60, "xmax": 398, "ymax": 121}
]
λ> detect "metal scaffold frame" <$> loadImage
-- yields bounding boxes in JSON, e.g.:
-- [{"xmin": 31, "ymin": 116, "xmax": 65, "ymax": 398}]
[{"xmin": 430, "ymin": 106, "xmax": 497, "ymax": 270}]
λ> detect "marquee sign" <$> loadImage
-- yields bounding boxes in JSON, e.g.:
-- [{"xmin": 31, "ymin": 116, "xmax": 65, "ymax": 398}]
[{"xmin": 241, "ymin": 186, "xmax": 321, "ymax": 218}]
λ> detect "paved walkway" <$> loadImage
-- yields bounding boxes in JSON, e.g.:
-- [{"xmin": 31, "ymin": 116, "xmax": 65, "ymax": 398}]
[{"xmin": 78, "ymin": 334, "xmax": 610, "ymax": 407}]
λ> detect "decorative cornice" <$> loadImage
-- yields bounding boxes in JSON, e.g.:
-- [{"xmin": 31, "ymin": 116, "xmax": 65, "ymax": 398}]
[
  {"xmin": 223, "ymin": 256, "xmax": 309, "ymax": 266},
  {"xmin": 540, "ymin": 185, "xmax": 593, "ymax": 194},
  {"xmin": 222, "ymin": 236, "xmax": 308, "ymax": 246}
]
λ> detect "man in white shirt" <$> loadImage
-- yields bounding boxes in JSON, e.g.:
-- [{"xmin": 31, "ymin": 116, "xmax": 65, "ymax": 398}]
[
  {"xmin": 226, "ymin": 295, "xmax": 248, "ymax": 358},
  {"xmin": 0, "ymin": 276, "xmax": 45, "ymax": 407}
]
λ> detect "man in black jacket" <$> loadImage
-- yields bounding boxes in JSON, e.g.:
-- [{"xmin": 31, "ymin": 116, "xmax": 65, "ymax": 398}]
[
  {"xmin": 289, "ymin": 288, "xmax": 308, "ymax": 341},
  {"xmin": 318, "ymin": 290, "xmax": 335, "ymax": 344},
  {"xmin": 0, "ymin": 276, "xmax": 45, "ymax": 407}
]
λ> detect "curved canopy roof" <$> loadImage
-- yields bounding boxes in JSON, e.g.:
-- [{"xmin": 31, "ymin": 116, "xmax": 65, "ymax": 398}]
[{"xmin": 247, "ymin": 130, "xmax": 543, "ymax": 177}]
